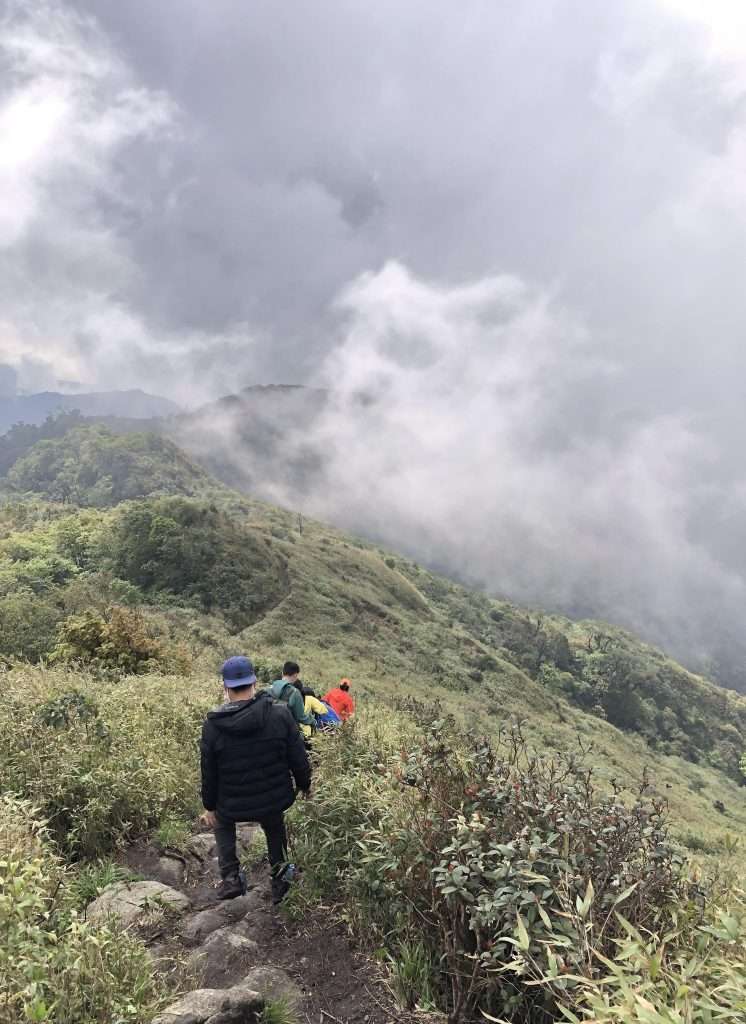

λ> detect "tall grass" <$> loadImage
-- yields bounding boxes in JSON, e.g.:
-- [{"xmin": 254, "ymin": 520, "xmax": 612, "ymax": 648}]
[
  {"xmin": 0, "ymin": 796, "xmax": 167, "ymax": 1024},
  {"xmin": 0, "ymin": 665, "xmax": 211, "ymax": 857}
]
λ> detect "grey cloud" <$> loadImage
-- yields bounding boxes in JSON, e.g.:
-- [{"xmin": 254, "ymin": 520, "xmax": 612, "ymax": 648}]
[
  {"xmin": 0, "ymin": 364, "xmax": 17, "ymax": 397},
  {"xmin": 200, "ymin": 262, "xmax": 746, "ymax": 684},
  {"xmin": 62, "ymin": 0, "xmax": 746, "ymax": 402},
  {"xmin": 3, "ymin": 0, "xmax": 746, "ymax": 681}
]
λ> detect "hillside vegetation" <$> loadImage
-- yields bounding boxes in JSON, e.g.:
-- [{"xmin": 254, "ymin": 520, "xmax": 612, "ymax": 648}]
[
  {"xmin": 4, "ymin": 424, "xmax": 212, "ymax": 506},
  {"xmin": 1, "ymin": 424, "xmax": 745, "ymax": 1022},
  {"xmin": 1, "ymin": 425, "xmax": 744, "ymax": 782}
]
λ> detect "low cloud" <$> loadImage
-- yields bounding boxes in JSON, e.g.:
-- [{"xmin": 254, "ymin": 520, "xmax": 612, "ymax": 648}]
[
  {"xmin": 3, "ymin": 2, "xmax": 746, "ymax": 681},
  {"xmin": 286, "ymin": 263, "xmax": 746, "ymax": 682}
]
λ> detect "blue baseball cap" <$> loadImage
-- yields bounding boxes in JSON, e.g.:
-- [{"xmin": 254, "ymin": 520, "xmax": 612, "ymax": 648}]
[{"xmin": 221, "ymin": 655, "xmax": 257, "ymax": 688}]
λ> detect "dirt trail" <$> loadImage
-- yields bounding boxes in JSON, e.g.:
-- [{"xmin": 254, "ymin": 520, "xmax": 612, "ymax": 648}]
[{"xmin": 120, "ymin": 826, "xmax": 435, "ymax": 1024}]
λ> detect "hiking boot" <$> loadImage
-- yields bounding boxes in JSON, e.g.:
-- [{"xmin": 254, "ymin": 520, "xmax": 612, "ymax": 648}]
[
  {"xmin": 270, "ymin": 864, "xmax": 298, "ymax": 905},
  {"xmin": 271, "ymin": 873, "xmax": 290, "ymax": 905},
  {"xmin": 271, "ymin": 863, "xmax": 298, "ymax": 905},
  {"xmin": 217, "ymin": 873, "xmax": 244, "ymax": 900}
]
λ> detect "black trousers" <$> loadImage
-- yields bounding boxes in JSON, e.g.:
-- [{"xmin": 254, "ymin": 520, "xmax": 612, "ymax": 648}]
[{"xmin": 214, "ymin": 812, "xmax": 288, "ymax": 879}]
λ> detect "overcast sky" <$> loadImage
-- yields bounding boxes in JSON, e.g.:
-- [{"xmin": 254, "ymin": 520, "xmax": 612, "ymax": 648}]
[
  {"xmin": 2, "ymin": 0, "xmax": 744, "ymax": 405},
  {"xmin": 2, "ymin": 0, "xmax": 746, "ymax": 677}
]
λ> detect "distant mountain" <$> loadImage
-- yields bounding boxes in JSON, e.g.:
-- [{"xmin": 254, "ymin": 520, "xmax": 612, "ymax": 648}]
[
  {"xmin": 0, "ymin": 389, "xmax": 180, "ymax": 435},
  {"xmin": 167, "ymin": 384, "xmax": 328, "ymax": 498}
]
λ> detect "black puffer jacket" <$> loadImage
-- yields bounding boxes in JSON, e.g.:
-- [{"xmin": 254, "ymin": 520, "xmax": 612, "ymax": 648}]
[{"xmin": 200, "ymin": 691, "xmax": 311, "ymax": 822}]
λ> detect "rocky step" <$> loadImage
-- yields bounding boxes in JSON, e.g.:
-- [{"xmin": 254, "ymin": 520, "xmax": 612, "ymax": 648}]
[
  {"xmin": 86, "ymin": 880, "xmax": 191, "ymax": 929},
  {"xmin": 180, "ymin": 889, "xmax": 264, "ymax": 945},
  {"xmin": 152, "ymin": 965, "xmax": 304, "ymax": 1024},
  {"xmin": 151, "ymin": 982, "xmax": 263, "ymax": 1024},
  {"xmin": 86, "ymin": 827, "xmax": 309, "ymax": 1023}
]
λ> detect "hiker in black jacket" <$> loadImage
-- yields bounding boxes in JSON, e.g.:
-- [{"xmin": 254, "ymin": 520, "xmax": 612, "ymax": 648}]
[{"xmin": 201, "ymin": 655, "xmax": 311, "ymax": 903}]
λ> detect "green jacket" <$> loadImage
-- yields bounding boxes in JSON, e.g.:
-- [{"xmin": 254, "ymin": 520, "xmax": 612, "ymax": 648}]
[{"xmin": 269, "ymin": 679, "xmax": 314, "ymax": 727}]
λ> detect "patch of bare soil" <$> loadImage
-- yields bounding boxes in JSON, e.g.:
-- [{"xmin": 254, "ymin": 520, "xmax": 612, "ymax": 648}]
[{"xmin": 246, "ymin": 877, "xmax": 417, "ymax": 1024}]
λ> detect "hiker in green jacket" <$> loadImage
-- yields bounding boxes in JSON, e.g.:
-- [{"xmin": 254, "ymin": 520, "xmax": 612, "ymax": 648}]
[{"xmin": 269, "ymin": 661, "xmax": 314, "ymax": 729}]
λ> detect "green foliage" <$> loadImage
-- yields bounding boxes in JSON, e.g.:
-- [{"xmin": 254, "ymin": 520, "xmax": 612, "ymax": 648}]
[
  {"xmin": 0, "ymin": 592, "xmax": 61, "ymax": 659},
  {"xmin": 51, "ymin": 606, "xmax": 185, "ymax": 676},
  {"xmin": 154, "ymin": 814, "xmax": 192, "ymax": 852},
  {"xmin": 0, "ymin": 493, "xmax": 289, "ymax": 660},
  {"xmin": 239, "ymin": 828, "xmax": 269, "ymax": 871},
  {"xmin": 260, "ymin": 999, "xmax": 297, "ymax": 1024},
  {"xmin": 105, "ymin": 498, "xmax": 288, "ymax": 630},
  {"xmin": 0, "ymin": 796, "xmax": 166, "ymax": 1023},
  {"xmin": 5, "ymin": 425, "xmax": 211, "ymax": 507},
  {"xmin": 36, "ymin": 691, "xmax": 110, "ymax": 742},
  {"xmin": 0, "ymin": 411, "xmax": 89, "ymax": 476},
  {"xmin": 543, "ymin": 895, "xmax": 746, "ymax": 1023},
  {"xmin": 400, "ymin": 570, "xmax": 746, "ymax": 779},
  {"xmin": 67, "ymin": 860, "xmax": 139, "ymax": 911},
  {"xmin": 291, "ymin": 707, "xmax": 744, "ymax": 1023},
  {"xmin": 0, "ymin": 669, "xmax": 206, "ymax": 858},
  {"xmin": 389, "ymin": 939, "xmax": 438, "ymax": 1011}
]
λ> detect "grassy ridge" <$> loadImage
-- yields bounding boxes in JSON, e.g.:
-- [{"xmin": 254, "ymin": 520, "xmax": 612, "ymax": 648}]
[
  {"xmin": 0, "ymin": 424, "xmax": 746, "ymax": 1021},
  {"xmin": 0, "ymin": 424, "xmax": 745, "ymax": 857},
  {"xmin": 1, "ymin": 422, "xmax": 744, "ymax": 773}
]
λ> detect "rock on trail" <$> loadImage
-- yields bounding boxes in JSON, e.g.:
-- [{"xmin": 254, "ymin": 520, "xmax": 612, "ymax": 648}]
[
  {"xmin": 151, "ymin": 983, "xmax": 263, "ymax": 1024},
  {"xmin": 86, "ymin": 880, "xmax": 190, "ymax": 928},
  {"xmin": 86, "ymin": 824, "xmax": 421, "ymax": 1024}
]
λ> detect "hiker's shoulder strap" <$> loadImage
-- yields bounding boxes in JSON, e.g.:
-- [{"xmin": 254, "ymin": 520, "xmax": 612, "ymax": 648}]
[{"xmin": 275, "ymin": 681, "xmax": 294, "ymax": 703}]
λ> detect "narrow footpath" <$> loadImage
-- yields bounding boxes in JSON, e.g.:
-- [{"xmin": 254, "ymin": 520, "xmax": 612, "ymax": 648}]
[{"xmin": 85, "ymin": 824, "xmax": 440, "ymax": 1024}]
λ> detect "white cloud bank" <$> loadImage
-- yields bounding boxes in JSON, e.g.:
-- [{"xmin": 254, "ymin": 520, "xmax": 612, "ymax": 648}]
[
  {"xmin": 0, "ymin": 0, "xmax": 253, "ymax": 401},
  {"xmin": 298, "ymin": 263, "xmax": 746, "ymax": 674}
]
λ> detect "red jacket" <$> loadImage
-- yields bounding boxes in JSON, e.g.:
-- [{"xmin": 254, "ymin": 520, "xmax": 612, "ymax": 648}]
[{"xmin": 323, "ymin": 687, "xmax": 355, "ymax": 721}]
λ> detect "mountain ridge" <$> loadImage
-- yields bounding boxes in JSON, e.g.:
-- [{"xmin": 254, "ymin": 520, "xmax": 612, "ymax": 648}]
[
  {"xmin": 1, "ymin": 420, "xmax": 745, "ymax": 1023},
  {"xmin": 0, "ymin": 422, "xmax": 745, "ymax": 793},
  {"xmin": 0, "ymin": 388, "xmax": 180, "ymax": 434},
  {"xmin": 3, "ymin": 397, "xmax": 746, "ymax": 697}
]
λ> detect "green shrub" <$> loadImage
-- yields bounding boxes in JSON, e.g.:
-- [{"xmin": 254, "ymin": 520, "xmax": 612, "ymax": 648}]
[
  {"xmin": 104, "ymin": 498, "xmax": 288, "ymax": 630},
  {"xmin": 549, "ymin": 893, "xmax": 746, "ymax": 1023},
  {"xmin": 0, "ymin": 670, "xmax": 206, "ymax": 858},
  {"xmin": 154, "ymin": 814, "xmax": 192, "ymax": 852},
  {"xmin": 474, "ymin": 653, "xmax": 498, "ymax": 673},
  {"xmin": 388, "ymin": 939, "xmax": 438, "ymax": 1012},
  {"xmin": 0, "ymin": 593, "xmax": 61, "ymax": 660},
  {"xmin": 5, "ymin": 425, "xmax": 210, "ymax": 507},
  {"xmin": 291, "ymin": 705, "xmax": 744, "ymax": 1023},
  {"xmin": 50, "ymin": 606, "xmax": 187, "ymax": 676},
  {"xmin": 67, "ymin": 860, "xmax": 139, "ymax": 911},
  {"xmin": 0, "ymin": 796, "xmax": 166, "ymax": 1023}
]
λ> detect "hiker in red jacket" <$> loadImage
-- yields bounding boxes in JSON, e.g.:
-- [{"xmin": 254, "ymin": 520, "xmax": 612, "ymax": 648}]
[{"xmin": 322, "ymin": 678, "xmax": 355, "ymax": 721}]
